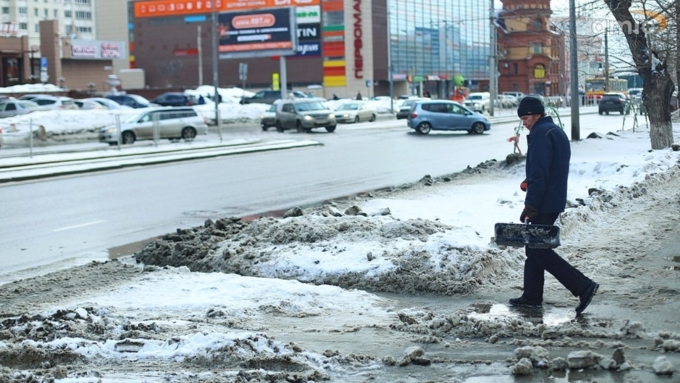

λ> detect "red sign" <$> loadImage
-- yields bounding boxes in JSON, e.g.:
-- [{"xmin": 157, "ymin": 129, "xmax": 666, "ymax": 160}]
[
  {"xmin": 352, "ymin": 0, "xmax": 363, "ymax": 79},
  {"xmin": 174, "ymin": 48, "xmax": 199, "ymax": 56}
]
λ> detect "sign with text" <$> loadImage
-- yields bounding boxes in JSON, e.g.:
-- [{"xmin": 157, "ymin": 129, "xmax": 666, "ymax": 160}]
[
  {"xmin": 134, "ymin": 0, "xmax": 319, "ymax": 18},
  {"xmin": 218, "ymin": 7, "xmax": 297, "ymax": 59},
  {"xmin": 70, "ymin": 40, "xmax": 127, "ymax": 60}
]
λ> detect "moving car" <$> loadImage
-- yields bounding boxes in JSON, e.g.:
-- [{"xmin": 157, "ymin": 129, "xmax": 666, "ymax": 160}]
[
  {"xmin": 30, "ymin": 96, "xmax": 79, "ymax": 110},
  {"xmin": 106, "ymin": 94, "xmax": 153, "ymax": 109},
  {"xmin": 396, "ymin": 98, "xmax": 428, "ymax": 119},
  {"xmin": 98, "ymin": 107, "xmax": 208, "ymax": 145},
  {"xmin": 151, "ymin": 92, "xmax": 195, "ymax": 107},
  {"xmin": 274, "ymin": 99, "xmax": 336, "ymax": 133},
  {"xmin": 407, "ymin": 100, "xmax": 490, "ymax": 135},
  {"xmin": 260, "ymin": 104, "xmax": 277, "ymax": 131},
  {"xmin": 333, "ymin": 102, "xmax": 377, "ymax": 123},
  {"xmin": 628, "ymin": 88, "xmax": 642, "ymax": 100},
  {"xmin": 463, "ymin": 92, "xmax": 491, "ymax": 113},
  {"xmin": 598, "ymin": 93, "xmax": 627, "ymax": 115},
  {"xmin": 0, "ymin": 100, "xmax": 41, "ymax": 118}
]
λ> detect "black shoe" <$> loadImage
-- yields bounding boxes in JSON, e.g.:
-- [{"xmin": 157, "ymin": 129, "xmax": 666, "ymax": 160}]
[
  {"xmin": 509, "ymin": 297, "xmax": 542, "ymax": 308},
  {"xmin": 576, "ymin": 282, "xmax": 599, "ymax": 314}
]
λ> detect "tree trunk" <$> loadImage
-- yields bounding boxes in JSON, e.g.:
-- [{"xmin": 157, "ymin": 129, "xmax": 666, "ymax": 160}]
[{"xmin": 604, "ymin": 0, "xmax": 675, "ymax": 149}]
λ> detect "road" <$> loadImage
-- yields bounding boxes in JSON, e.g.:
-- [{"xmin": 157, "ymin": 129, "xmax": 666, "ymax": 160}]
[{"xmin": 0, "ymin": 112, "xmax": 630, "ymax": 281}]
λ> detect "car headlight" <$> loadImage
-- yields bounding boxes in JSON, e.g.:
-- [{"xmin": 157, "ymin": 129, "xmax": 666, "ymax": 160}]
[
  {"xmin": 260, "ymin": 114, "xmax": 265, "ymax": 119},
  {"xmin": 304, "ymin": 115, "xmax": 313, "ymax": 121},
  {"xmin": 106, "ymin": 128, "xmax": 116, "ymax": 133},
  {"xmin": 328, "ymin": 113, "xmax": 335, "ymax": 119},
  {"xmin": 342, "ymin": 113, "xmax": 349, "ymax": 118}
]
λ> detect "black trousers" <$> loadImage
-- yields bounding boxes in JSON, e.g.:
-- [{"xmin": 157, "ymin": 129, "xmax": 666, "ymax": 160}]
[{"xmin": 522, "ymin": 212, "xmax": 592, "ymax": 303}]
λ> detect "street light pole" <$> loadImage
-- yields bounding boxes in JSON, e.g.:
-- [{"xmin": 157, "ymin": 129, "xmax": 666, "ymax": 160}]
[
  {"xmin": 197, "ymin": 25, "xmax": 203, "ymax": 86},
  {"xmin": 569, "ymin": 0, "xmax": 580, "ymax": 141},
  {"xmin": 212, "ymin": 0, "xmax": 221, "ymax": 142},
  {"xmin": 488, "ymin": 0, "xmax": 496, "ymax": 116},
  {"xmin": 387, "ymin": 10, "xmax": 394, "ymax": 113},
  {"xmin": 604, "ymin": 28, "xmax": 609, "ymax": 91}
]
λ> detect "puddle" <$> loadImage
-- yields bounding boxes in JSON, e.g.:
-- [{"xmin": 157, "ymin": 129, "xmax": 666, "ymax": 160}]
[{"xmin": 107, "ymin": 237, "xmax": 158, "ymax": 259}]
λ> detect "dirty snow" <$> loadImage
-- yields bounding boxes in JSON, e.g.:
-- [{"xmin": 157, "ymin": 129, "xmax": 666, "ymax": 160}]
[{"xmin": 1, "ymin": 119, "xmax": 680, "ymax": 382}]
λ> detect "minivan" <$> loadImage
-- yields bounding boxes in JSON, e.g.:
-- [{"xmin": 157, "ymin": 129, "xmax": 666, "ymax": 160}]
[
  {"xmin": 407, "ymin": 100, "xmax": 490, "ymax": 135},
  {"xmin": 275, "ymin": 99, "xmax": 336, "ymax": 133},
  {"xmin": 98, "ymin": 107, "xmax": 208, "ymax": 145}
]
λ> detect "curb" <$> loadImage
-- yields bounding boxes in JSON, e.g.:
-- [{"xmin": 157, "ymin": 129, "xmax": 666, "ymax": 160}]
[{"xmin": 0, "ymin": 140, "xmax": 322, "ymax": 183}]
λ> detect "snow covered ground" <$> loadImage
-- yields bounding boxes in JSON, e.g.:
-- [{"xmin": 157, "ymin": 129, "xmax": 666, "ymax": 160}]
[{"xmin": 1, "ymin": 115, "xmax": 679, "ymax": 381}]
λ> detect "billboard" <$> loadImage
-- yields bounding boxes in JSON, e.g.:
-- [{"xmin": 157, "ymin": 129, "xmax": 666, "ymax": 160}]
[
  {"xmin": 218, "ymin": 8, "xmax": 297, "ymax": 59},
  {"xmin": 134, "ymin": 0, "xmax": 320, "ymax": 18},
  {"xmin": 69, "ymin": 40, "xmax": 127, "ymax": 60}
]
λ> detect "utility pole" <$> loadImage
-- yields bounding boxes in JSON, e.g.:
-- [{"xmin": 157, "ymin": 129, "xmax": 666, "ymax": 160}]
[
  {"xmin": 211, "ymin": 0, "xmax": 222, "ymax": 142},
  {"xmin": 387, "ymin": 10, "xmax": 394, "ymax": 114},
  {"xmin": 604, "ymin": 28, "xmax": 609, "ymax": 92},
  {"xmin": 569, "ymin": 0, "xmax": 580, "ymax": 141},
  {"xmin": 488, "ymin": 0, "xmax": 496, "ymax": 116},
  {"xmin": 197, "ymin": 25, "xmax": 203, "ymax": 86},
  {"xmin": 676, "ymin": 1, "xmax": 679, "ymax": 98}
]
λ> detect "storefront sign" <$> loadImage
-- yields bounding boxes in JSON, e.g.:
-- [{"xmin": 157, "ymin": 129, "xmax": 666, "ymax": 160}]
[
  {"xmin": 218, "ymin": 8, "xmax": 297, "ymax": 59},
  {"xmin": 296, "ymin": 6, "xmax": 320, "ymax": 23},
  {"xmin": 134, "ymin": 0, "xmax": 319, "ymax": 18},
  {"xmin": 296, "ymin": 41, "xmax": 320, "ymax": 57},
  {"xmin": 70, "ymin": 40, "xmax": 127, "ymax": 60},
  {"xmin": 352, "ymin": 0, "xmax": 362, "ymax": 79}
]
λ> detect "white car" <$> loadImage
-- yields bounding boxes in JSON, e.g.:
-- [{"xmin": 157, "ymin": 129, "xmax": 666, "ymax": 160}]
[
  {"xmin": 464, "ymin": 92, "xmax": 491, "ymax": 113},
  {"xmin": 31, "ymin": 96, "xmax": 79, "ymax": 110},
  {"xmin": 98, "ymin": 107, "xmax": 208, "ymax": 145},
  {"xmin": 333, "ymin": 102, "xmax": 377, "ymax": 123},
  {"xmin": 74, "ymin": 99, "xmax": 108, "ymax": 110}
]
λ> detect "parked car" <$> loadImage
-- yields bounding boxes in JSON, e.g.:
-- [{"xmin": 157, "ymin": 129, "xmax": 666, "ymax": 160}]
[
  {"xmin": 628, "ymin": 88, "xmax": 643, "ymax": 100},
  {"xmin": 495, "ymin": 95, "xmax": 517, "ymax": 108},
  {"xmin": 151, "ymin": 92, "xmax": 195, "ymax": 107},
  {"xmin": 463, "ymin": 92, "xmax": 491, "ymax": 113},
  {"xmin": 598, "ymin": 93, "xmax": 627, "ymax": 115},
  {"xmin": 407, "ymin": 100, "xmax": 490, "ymax": 135},
  {"xmin": 396, "ymin": 98, "xmax": 428, "ymax": 119},
  {"xmin": 260, "ymin": 104, "xmax": 277, "ymax": 131},
  {"xmin": 502, "ymin": 91, "xmax": 525, "ymax": 101},
  {"xmin": 74, "ymin": 99, "xmax": 107, "ymax": 110},
  {"xmin": 333, "ymin": 102, "xmax": 377, "ymax": 123},
  {"xmin": 0, "ymin": 99, "xmax": 41, "ymax": 118},
  {"xmin": 85, "ymin": 97, "xmax": 133, "ymax": 110},
  {"xmin": 274, "ymin": 99, "xmax": 336, "ymax": 133},
  {"xmin": 241, "ymin": 90, "xmax": 308, "ymax": 105},
  {"xmin": 18, "ymin": 94, "xmax": 51, "ymax": 101},
  {"xmin": 106, "ymin": 94, "xmax": 153, "ymax": 109},
  {"xmin": 98, "ymin": 107, "xmax": 208, "ymax": 145},
  {"xmin": 30, "ymin": 96, "xmax": 79, "ymax": 110}
]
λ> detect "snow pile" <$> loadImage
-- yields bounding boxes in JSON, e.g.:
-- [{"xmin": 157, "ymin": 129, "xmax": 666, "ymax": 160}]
[{"xmin": 0, "ymin": 83, "xmax": 66, "ymax": 94}]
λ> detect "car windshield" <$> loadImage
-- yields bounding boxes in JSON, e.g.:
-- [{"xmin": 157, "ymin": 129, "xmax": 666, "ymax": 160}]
[
  {"xmin": 468, "ymin": 95, "xmax": 483, "ymax": 100},
  {"xmin": 19, "ymin": 101, "xmax": 39, "ymax": 109},
  {"xmin": 34, "ymin": 99, "xmax": 56, "ymax": 105},
  {"xmin": 129, "ymin": 94, "xmax": 150, "ymax": 105},
  {"xmin": 267, "ymin": 105, "xmax": 276, "ymax": 112},
  {"xmin": 336, "ymin": 103, "xmax": 360, "ymax": 111},
  {"xmin": 401, "ymin": 100, "xmax": 416, "ymax": 107},
  {"xmin": 124, "ymin": 112, "xmax": 148, "ymax": 123},
  {"xmin": 295, "ymin": 102, "xmax": 327, "ymax": 112}
]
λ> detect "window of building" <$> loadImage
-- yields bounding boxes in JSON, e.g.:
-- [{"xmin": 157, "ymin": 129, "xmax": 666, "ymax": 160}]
[
  {"xmin": 35, "ymin": 24, "xmax": 39, "ymax": 32},
  {"xmin": 75, "ymin": 0, "xmax": 90, "ymax": 4},
  {"xmin": 53, "ymin": 9, "xmax": 57, "ymax": 17},
  {"xmin": 65, "ymin": 25, "xmax": 72, "ymax": 34},
  {"xmin": 34, "ymin": 8, "xmax": 38, "ymax": 16},
  {"xmin": 43, "ymin": 8, "xmax": 47, "ymax": 17},
  {"xmin": 18, "ymin": 7, "xmax": 28, "ymax": 14},
  {"xmin": 75, "ymin": 11, "xmax": 91, "ymax": 20},
  {"xmin": 19, "ymin": 22, "xmax": 28, "ymax": 30},
  {"xmin": 532, "ymin": 43, "xmax": 542, "ymax": 54},
  {"xmin": 64, "ymin": 10, "xmax": 71, "ymax": 17},
  {"xmin": 77, "ymin": 26, "xmax": 91, "ymax": 33},
  {"xmin": 2, "ymin": 7, "xmax": 9, "ymax": 15},
  {"xmin": 513, "ymin": 84, "xmax": 519, "ymax": 91},
  {"xmin": 513, "ymin": 63, "xmax": 518, "ymax": 75},
  {"xmin": 532, "ymin": 19, "xmax": 542, "ymax": 31}
]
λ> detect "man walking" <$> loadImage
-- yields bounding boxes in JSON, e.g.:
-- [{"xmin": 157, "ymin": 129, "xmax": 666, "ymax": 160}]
[{"xmin": 510, "ymin": 96, "xmax": 599, "ymax": 314}]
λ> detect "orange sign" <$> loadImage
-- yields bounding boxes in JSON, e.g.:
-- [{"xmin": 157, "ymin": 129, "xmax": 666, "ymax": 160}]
[{"xmin": 134, "ymin": 0, "xmax": 320, "ymax": 18}]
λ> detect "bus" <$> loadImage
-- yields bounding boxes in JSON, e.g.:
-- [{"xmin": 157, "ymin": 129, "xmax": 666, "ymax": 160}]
[{"xmin": 585, "ymin": 77, "xmax": 628, "ymax": 102}]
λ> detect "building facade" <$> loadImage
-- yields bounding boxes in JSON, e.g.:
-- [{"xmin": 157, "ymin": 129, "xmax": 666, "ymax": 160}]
[
  {"xmin": 130, "ymin": 0, "xmax": 491, "ymax": 98},
  {"xmin": 496, "ymin": 0, "xmax": 566, "ymax": 96}
]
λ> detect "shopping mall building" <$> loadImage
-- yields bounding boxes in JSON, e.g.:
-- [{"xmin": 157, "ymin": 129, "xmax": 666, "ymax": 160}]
[{"xmin": 131, "ymin": 0, "xmax": 491, "ymax": 99}]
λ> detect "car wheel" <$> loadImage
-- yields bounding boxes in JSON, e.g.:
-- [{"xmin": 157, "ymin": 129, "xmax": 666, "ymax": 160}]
[
  {"xmin": 261, "ymin": 124, "xmax": 268, "ymax": 131},
  {"xmin": 296, "ymin": 121, "xmax": 304, "ymax": 133},
  {"xmin": 598, "ymin": 110, "xmax": 603, "ymax": 115},
  {"xmin": 369, "ymin": 114, "xmax": 376, "ymax": 122},
  {"xmin": 275, "ymin": 121, "xmax": 284, "ymax": 133},
  {"xmin": 354, "ymin": 115, "xmax": 360, "ymax": 123},
  {"xmin": 471, "ymin": 122, "xmax": 485, "ymax": 135},
  {"xmin": 108, "ymin": 142, "xmax": 117, "ymax": 146},
  {"xmin": 605, "ymin": 111, "xmax": 609, "ymax": 115},
  {"xmin": 417, "ymin": 122, "xmax": 432, "ymax": 135},
  {"xmin": 620, "ymin": 108, "xmax": 624, "ymax": 115},
  {"xmin": 326, "ymin": 125, "xmax": 336, "ymax": 133},
  {"xmin": 122, "ymin": 131, "xmax": 136, "ymax": 145},
  {"xmin": 181, "ymin": 127, "xmax": 197, "ymax": 141}
]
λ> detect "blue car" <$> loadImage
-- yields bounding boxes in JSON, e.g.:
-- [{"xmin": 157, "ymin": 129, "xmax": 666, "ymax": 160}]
[{"xmin": 407, "ymin": 100, "xmax": 491, "ymax": 135}]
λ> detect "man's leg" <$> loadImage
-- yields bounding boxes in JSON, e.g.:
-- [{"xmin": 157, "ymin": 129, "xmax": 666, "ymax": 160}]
[{"xmin": 522, "ymin": 251, "xmax": 545, "ymax": 303}]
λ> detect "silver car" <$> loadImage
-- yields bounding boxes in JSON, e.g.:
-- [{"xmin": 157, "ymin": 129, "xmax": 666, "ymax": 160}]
[
  {"xmin": 0, "ymin": 100, "xmax": 41, "ymax": 118},
  {"xmin": 98, "ymin": 107, "xmax": 208, "ymax": 145},
  {"xmin": 275, "ymin": 99, "xmax": 337, "ymax": 133},
  {"xmin": 334, "ymin": 102, "xmax": 377, "ymax": 123}
]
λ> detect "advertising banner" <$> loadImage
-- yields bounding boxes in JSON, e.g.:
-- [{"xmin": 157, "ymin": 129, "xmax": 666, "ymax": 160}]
[
  {"xmin": 134, "ymin": 0, "xmax": 320, "ymax": 18},
  {"xmin": 70, "ymin": 40, "xmax": 127, "ymax": 60},
  {"xmin": 218, "ymin": 7, "xmax": 297, "ymax": 59}
]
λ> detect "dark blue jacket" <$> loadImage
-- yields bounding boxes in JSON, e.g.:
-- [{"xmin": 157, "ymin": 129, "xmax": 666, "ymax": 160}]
[{"xmin": 525, "ymin": 116, "xmax": 570, "ymax": 213}]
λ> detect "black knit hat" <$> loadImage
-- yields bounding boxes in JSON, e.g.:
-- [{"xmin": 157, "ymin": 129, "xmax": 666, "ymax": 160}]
[{"xmin": 517, "ymin": 96, "xmax": 545, "ymax": 117}]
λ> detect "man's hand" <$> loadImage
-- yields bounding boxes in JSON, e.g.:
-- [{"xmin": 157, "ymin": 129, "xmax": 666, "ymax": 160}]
[
  {"xmin": 519, "ymin": 205, "xmax": 539, "ymax": 223},
  {"xmin": 520, "ymin": 179, "xmax": 528, "ymax": 192}
]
